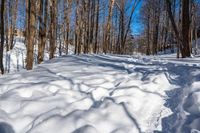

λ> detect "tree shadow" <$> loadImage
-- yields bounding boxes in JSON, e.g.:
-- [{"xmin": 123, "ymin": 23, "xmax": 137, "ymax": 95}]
[
  {"xmin": 120, "ymin": 102, "xmax": 142, "ymax": 133},
  {"xmin": 1, "ymin": 54, "xmax": 200, "ymax": 133},
  {"xmin": 72, "ymin": 125, "xmax": 98, "ymax": 133},
  {"xmin": 154, "ymin": 63, "xmax": 200, "ymax": 133},
  {"xmin": 0, "ymin": 122, "xmax": 15, "ymax": 133}
]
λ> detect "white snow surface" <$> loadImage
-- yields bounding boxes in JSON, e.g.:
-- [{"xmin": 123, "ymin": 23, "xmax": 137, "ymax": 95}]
[
  {"xmin": 0, "ymin": 54, "xmax": 200, "ymax": 133},
  {"xmin": 3, "ymin": 38, "xmax": 75, "ymax": 74}
]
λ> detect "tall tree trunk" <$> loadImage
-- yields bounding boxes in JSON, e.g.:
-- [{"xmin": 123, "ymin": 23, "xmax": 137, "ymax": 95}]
[
  {"xmin": 153, "ymin": 2, "xmax": 160, "ymax": 55},
  {"xmin": 49, "ymin": 0, "xmax": 57, "ymax": 59},
  {"xmin": 0, "ymin": 0, "xmax": 5, "ymax": 74},
  {"xmin": 103, "ymin": 0, "xmax": 115, "ymax": 54},
  {"xmin": 85, "ymin": 0, "xmax": 90, "ymax": 54},
  {"xmin": 166, "ymin": 0, "xmax": 182, "ymax": 58},
  {"xmin": 195, "ymin": 27, "xmax": 198, "ymax": 53},
  {"xmin": 94, "ymin": 0, "xmax": 99, "ymax": 54},
  {"xmin": 90, "ymin": 0, "xmax": 95, "ymax": 53},
  {"xmin": 26, "ymin": 0, "xmax": 36, "ymax": 70},
  {"xmin": 181, "ymin": 0, "xmax": 191, "ymax": 57},
  {"xmin": 120, "ymin": 0, "xmax": 125, "ymax": 54},
  {"xmin": 177, "ymin": 0, "xmax": 182, "ymax": 58},
  {"xmin": 38, "ymin": 0, "xmax": 48, "ymax": 64},
  {"xmin": 146, "ymin": 12, "xmax": 150, "ymax": 55},
  {"xmin": 75, "ymin": 0, "xmax": 79, "ymax": 54},
  {"xmin": 189, "ymin": 0, "xmax": 194, "ymax": 54},
  {"xmin": 164, "ymin": 10, "xmax": 169, "ymax": 53},
  {"xmin": 5, "ymin": 6, "xmax": 9, "ymax": 52},
  {"xmin": 10, "ymin": 0, "xmax": 18, "ymax": 50},
  {"xmin": 65, "ymin": 0, "xmax": 72, "ymax": 55}
]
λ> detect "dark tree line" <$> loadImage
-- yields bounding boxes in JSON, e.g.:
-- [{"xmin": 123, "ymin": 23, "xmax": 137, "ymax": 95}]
[
  {"xmin": 0, "ymin": 0, "xmax": 141, "ymax": 74},
  {"xmin": 140, "ymin": 0, "xmax": 200, "ymax": 58}
]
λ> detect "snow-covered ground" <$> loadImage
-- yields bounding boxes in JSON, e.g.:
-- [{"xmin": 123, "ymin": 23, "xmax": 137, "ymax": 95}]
[
  {"xmin": 3, "ymin": 38, "xmax": 75, "ymax": 74},
  {"xmin": 0, "ymin": 53, "xmax": 200, "ymax": 133}
]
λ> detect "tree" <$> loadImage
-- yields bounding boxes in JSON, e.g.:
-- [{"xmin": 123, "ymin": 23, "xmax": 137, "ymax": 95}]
[
  {"xmin": 0, "ymin": 0, "xmax": 5, "ymax": 74},
  {"xmin": 103, "ymin": 0, "xmax": 115, "ymax": 54},
  {"xmin": 181, "ymin": 0, "xmax": 191, "ymax": 57},
  {"xmin": 64, "ymin": 0, "xmax": 72, "ymax": 55},
  {"xmin": 26, "ymin": 0, "xmax": 36, "ymax": 70},
  {"xmin": 115, "ymin": 0, "xmax": 141, "ymax": 54},
  {"xmin": 49, "ymin": 0, "xmax": 57, "ymax": 59},
  {"xmin": 152, "ymin": 0, "xmax": 161, "ymax": 55},
  {"xmin": 166, "ymin": 0, "xmax": 191, "ymax": 58},
  {"xmin": 141, "ymin": 0, "xmax": 161, "ymax": 55},
  {"xmin": 38, "ymin": 0, "xmax": 48, "ymax": 64},
  {"xmin": 75, "ymin": 0, "xmax": 80, "ymax": 54},
  {"xmin": 10, "ymin": 0, "xmax": 18, "ymax": 50},
  {"xmin": 94, "ymin": 0, "xmax": 100, "ymax": 53}
]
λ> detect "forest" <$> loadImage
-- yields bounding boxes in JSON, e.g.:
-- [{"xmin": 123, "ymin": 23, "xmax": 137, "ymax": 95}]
[
  {"xmin": 0, "ymin": 0, "xmax": 200, "ymax": 133},
  {"xmin": 0, "ymin": 0, "xmax": 199, "ymax": 74}
]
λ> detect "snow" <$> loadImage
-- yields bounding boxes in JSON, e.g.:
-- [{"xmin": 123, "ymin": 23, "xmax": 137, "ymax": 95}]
[
  {"xmin": 3, "ymin": 37, "xmax": 75, "ymax": 74},
  {"xmin": 0, "ymin": 52, "xmax": 200, "ymax": 132},
  {"xmin": 4, "ymin": 40, "xmax": 26, "ymax": 73}
]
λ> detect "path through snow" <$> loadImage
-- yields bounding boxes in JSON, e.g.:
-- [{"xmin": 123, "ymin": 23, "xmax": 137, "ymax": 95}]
[{"xmin": 0, "ymin": 54, "xmax": 200, "ymax": 133}]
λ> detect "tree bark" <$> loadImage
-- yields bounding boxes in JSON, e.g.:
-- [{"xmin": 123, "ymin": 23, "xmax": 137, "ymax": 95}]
[
  {"xmin": 26, "ymin": 0, "xmax": 36, "ymax": 70},
  {"xmin": 10, "ymin": 0, "xmax": 18, "ymax": 50},
  {"xmin": 181, "ymin": 0, "xmax": 191, "ymax": 57},
  {"xmin": 94, "ymin": 0, "xmax": 99, "ymax": 54},
  {"xmin": 103, "ymin": 0, "xmax": 115, "ymax": 54},
  {"xmin": 166, "ymin": 0, "xmax": 191, "ymax": 58},
  {"xmin": 0, "ymin": 0, "xmax": 5, "ymax": 74},
  {"xmin": 38, "ymin": 0, "xmax": 48, "ymax": 64},
  {"xmin": 65, "ymin": 0, "xmax": 72, "ymax": 55},
  {"xmin": 49, "ymin": 0, "xmax": 57, "ymax": 59},
  {"xmin": 146, "ymin": 11, "xmax": 150, "ymax": 55}
]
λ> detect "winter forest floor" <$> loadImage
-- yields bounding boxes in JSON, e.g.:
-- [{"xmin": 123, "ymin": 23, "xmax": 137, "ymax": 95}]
[{"xmin": 0, "ymin": 53, "xmax": 200, "ymax": 133}]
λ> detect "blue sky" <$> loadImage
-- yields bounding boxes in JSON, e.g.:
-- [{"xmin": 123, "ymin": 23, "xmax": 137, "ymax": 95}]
[
  {"xmin": 16, "ymin": 0, "xmax": 144, "ymax": 34},
  {"xmin": 131, "ymin": 1, "xmax": 143, "ymax": 36}
]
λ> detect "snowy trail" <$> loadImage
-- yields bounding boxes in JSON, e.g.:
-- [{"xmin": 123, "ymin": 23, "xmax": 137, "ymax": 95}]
[{"xmin": 0, "ymin": 54, "xmax": 200, "ymax": 133}]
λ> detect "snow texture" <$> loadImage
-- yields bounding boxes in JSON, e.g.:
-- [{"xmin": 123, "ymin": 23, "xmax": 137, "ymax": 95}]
[{"xmin": 0, "ymin": 53, "xmax": 200, "ymax": 133}]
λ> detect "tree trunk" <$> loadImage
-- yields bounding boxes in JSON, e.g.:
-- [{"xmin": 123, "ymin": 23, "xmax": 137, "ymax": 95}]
[
  {"xmin": 65, "ymin": 0, "xmax": 72, "ymax": 55},
  {"xmin": 152, "ymin": 2, "xmax": 160, "ymax": 55},
  {"xmin": 10, "ymin": 0, "xmax": 18, "ymax": 50},
  {"xmin": 49, "ymin": 0, "xmax": 57, "ymax": 59},
  {"xmin": 38, "ymin": 0, "xmax": 48, "ymax": 64},
  {"xmin": 120, "ymin": 0, "xmax": 125, "ymax": 54},
  {"xmin": 103, "ymin": 0, "xmax": 115, "ymax": 54},
  {"xmin": 94, "ymin": 0, "xmax": 99, "ymax": 54},
  {"xmin": 26, "ymin": 0, "xmax": 36, "ymax": 70},
  {"xmin": 166, "ymin": 0, "xmax": 182, "ymax": 58},
  {"xmin": 90, "ymin": 0, "xmax": 95, "ymax": 53},
  {"xmin": 146, "ymin": 9, "xmax": 150, "ymax": 55},
  {"xmin": 0, "ymin": 0, "xmax": 5, "ymax": 74},
  {"xmin": 5, "ymin": 6, "xmax": 9, "ymax": 52},
  {"xmin": 181, "ymin": 0, "xmax": 191, "ymax": 57}
]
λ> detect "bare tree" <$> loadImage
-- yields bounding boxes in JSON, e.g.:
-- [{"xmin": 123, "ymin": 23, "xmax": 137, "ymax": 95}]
[
  {"xmin": 10, "ymin": 0, "xmax": 18, "ymax": 50},
  {"xmin": 38, "ymin": 0, "xmax": 48, "ymax": 64},
  {"xmin": 64, "ymin": 0, "xmax": 72, "ymax": 55},
  {"xmin": 103, "ymin": 0, "xmax": 115, "ymax": 54},
  {"xmin": 26, "ymin": 0, "xmax": 36, "ymax": 70},
  {"xmin": 181, "ymin": 0, "xmax": 191, "ymax": 57},
  {"xmin": 94, "ymin": 0, "xmax": 100, "ymax": 53},
  {"xmin": 0, "ymin": 0, "xmax": 5, "ymax": 74},
  {"xmin": 49, "ymin": 0, "xmax": 57, "ymax": 59}
]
